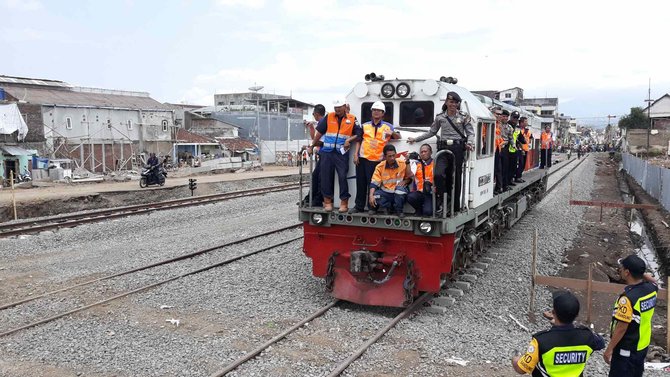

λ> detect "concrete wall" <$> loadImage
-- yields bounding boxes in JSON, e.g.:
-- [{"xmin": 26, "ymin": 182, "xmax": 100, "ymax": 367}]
[{"xmin": 627, "ymin": 129, "xmax": 670, "ymax": 154}]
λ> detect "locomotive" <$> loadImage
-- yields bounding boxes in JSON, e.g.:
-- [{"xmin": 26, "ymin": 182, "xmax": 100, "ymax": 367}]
[{"xmin": 299, "ymin": 74, "xmax": 548, "ymax": 307}]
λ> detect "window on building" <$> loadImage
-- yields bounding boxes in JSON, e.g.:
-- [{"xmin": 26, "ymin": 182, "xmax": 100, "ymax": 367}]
[
  {"xmin": 505, "ymin": 93, "xmax": 511, "ymax": 98},
  {"xmin": 162, "ymin": 120, "xmax": 169, "ymax": 132},
  {"xmin": 399, "ymin": 101, "xmax": 434, "ymax": 127},
  {"xmin": 65, "ymin": 117, "xmax": 72, "ymax": 130},
  {"xmin": 127, "ymin": 120, "xmax": 133, "ymax": 130},
  {"xmin": 540, "ymin": 110, "xmax": 553, "ymax": 116},
  {"xmin": 477, "ymin": 121, "xmax": 495, "ymax": 159},
  {"xmin": 360, "ymin": 102, "xmax": 394, "ymax": 124}
]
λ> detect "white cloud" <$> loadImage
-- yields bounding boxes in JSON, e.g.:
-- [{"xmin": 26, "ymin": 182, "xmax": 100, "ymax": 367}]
[{"xmin": 3, "ymin": 0, "xmax": 43, "ymax": 11}]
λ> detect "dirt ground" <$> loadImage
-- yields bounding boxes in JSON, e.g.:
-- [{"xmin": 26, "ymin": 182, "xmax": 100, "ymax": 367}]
[
  {"xmin": 560, "ymin": 154, "xmax": 669, "ymax": 356},
  {"xmin": 0, "ymin": 165, "xmax": 302, "ymax": 221}
]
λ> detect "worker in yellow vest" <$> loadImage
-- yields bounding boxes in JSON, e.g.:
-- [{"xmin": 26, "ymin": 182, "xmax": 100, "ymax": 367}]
[{"xmin": 351, "ymin": 101, "xmax": 399, "ymax": 213}]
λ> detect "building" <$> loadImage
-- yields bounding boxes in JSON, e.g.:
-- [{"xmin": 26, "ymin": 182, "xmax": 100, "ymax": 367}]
[
  {"xmin": 498, "ymin": 87, "xmax": 524, "ymax": 105},
  {"xmin": 0, "ymin": 75, "xmax": 176, "ymax": 173}
]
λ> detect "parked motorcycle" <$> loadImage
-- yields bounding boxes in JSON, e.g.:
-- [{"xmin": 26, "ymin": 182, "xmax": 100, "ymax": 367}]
[
  {"xmin": 13, "ymin": 171, "xmax": 31, "ymax": 183},
  {"xmin": 139, "ymin": 165, "xmax": 166, "ymax": 188}
]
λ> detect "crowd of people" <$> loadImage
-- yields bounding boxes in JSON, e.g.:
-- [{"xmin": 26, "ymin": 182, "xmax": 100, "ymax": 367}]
[{"xmin": 301, "ymin": 93, "xmax": 560, "ymax": 217}]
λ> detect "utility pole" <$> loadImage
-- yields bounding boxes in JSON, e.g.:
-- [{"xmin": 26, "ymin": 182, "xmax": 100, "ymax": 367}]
[
  {"xmin": 249, "ymin": 84, "xmax": 264, "ymax": 164},
  {"xmin": 645, "ymin": 78, "xmax": 653, "ymax": 153}
]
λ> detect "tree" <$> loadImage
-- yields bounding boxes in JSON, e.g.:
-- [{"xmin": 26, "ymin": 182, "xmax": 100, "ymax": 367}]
[{"xmin": 618, "ymin": 107, "xmax": 649, "ymax": 130}]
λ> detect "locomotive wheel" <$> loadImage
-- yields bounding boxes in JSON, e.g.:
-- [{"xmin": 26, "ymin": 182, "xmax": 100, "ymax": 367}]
[{"xmin": 139, "ymin": 177, "xmax": 148, "ymax": 188}]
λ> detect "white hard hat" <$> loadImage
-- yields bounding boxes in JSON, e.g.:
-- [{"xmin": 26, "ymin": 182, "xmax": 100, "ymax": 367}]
[
  {"xmin": 371, "ymin": 101, "xmax": 385, "ymax": 112},
  {"xmin": 333, "ymin": 98, "xmax": 347, "ymax": 108}
]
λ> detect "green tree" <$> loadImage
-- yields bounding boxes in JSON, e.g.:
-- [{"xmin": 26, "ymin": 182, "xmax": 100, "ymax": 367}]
[{"xmin": 618, "ymin": 107, "xmax": 649, "ymax": 130}]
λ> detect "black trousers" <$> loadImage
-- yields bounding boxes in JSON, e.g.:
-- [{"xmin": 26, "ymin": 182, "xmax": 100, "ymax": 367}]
[
  {"xmin": 540, "ymin": 148, "xmax": 552, "ymax": 168},
  {"xmin": 494, "ymin": 149, "xmax": 503, "ymax": 192},
  {"xmin": 435, "ymin": 144, "xmax": 464, "ymax": 210},
  {"xmin": 506, "ymin": 151, "xmax": 518, "ymax": 185},
  {"xmin": 500, "ymin": 148, "xmax": 510, "ymax": 190},
  {"xmin": 354, "ymin": 158, "xmax": 379, "ymax": 211},
  {"xmin": 608, "ymin": 347, "xmax": 647, "ymax": 377},
  {"xmin": 515, "ymin": 152, "xmax": 526, "ymax": 179}
]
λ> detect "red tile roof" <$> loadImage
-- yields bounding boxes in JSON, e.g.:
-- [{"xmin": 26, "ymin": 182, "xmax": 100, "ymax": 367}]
[
  {"xmin": 218, "ymin": 138, "xmax": 257, "ymax": 152},
  {"xmin": 176, "ymin": 128, "xmax": 217, "ymax": 144}
]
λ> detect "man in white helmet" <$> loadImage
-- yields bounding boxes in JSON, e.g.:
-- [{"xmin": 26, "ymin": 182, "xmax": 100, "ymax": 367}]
[{"xmin": 350, "ymin": 100, "xmax": 400, "ymax": 213}]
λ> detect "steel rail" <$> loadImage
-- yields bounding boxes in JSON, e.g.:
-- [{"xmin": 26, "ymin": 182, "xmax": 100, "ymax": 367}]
[
  {"xmin": 0, "ymin": 183, "xmax": 301, "ymax": 238},
  {"xmin": 0, "ymin": 223, "xmax": 302, "ymax": 311},
  {"xmin": 0, "ymin": 235, "xmax": 304, "ymax": 338},
  {"xmin": 545, "ymin": 155, "xmax": 588, "ymax": 196},
  {"xmin": 209, "ymin": 300, "xmax": 340, "ymax": 377},
  {"xmin": 326, "ymin": 292, "xmax": 432, "ymax": 377}
]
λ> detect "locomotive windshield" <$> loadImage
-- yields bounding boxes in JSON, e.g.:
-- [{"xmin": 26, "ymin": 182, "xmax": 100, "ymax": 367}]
[
  {"xmin": 399, "ymin": 101, "xmax": 434, "ymax": 127},
  {"xmin": 360, "ymin": 102, "xmax": 393, "ymax": 124}
]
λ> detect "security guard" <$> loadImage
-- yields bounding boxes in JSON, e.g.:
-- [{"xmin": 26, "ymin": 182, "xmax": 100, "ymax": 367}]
[
  {"xmin": 604, "ymin": 255, "xmax": 658, "ymax": 377},
  {"xmin": 507, "ymin": 111, "xmax": 526, "ymax": 187},
  {"xmin": 498, "ymin": 109, "xmax": 512, "ymax": 191},
  {"xmin": 350, "ymin": 101, "xmax": 400, "ymax": 213},
  {"xmin": 408, "ymin": 91, "xmax": 474, "ymax": 214},
  {"xmin": 515, "ymin": 116, "xmax": 532, "ymax": 182},
  {"xmin": 513, "ymin": 291, "xmax": 605, "ymax": 376},
  {"xmin": 311, "ymin": 99, "xmax": 361, "ymax": 212}
]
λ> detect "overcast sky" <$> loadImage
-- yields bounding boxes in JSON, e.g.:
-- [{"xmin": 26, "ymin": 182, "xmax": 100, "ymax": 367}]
[{"xmin": 2, "ymin": 0, "xmax": 668, "ymax": 127}]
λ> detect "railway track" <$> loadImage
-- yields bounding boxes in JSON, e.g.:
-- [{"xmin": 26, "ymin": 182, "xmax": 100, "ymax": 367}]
[
  {"xmin": 0, "ymin": 224, "xmax": 302, "ymax": 338},
  {"xmin": 206, "ymin": 157, "xmax": 589, "ymax": 376},
  {"xmin": 0, "ymin": 182, "xmax": 301, "ymax": 238}
]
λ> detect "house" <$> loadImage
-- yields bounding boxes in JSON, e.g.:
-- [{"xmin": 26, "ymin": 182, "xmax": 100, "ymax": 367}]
[{"xmin": 0, "ymin": 75, "xmax": 175, "ymax": 173}]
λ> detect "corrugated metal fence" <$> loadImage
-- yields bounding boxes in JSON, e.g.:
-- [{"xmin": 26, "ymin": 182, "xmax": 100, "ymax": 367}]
[{"xmin": 622, "ymin": 153, "xmax": 670, "ymax": 211}]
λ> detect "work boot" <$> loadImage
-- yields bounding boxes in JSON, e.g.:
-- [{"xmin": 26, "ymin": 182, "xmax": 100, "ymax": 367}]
[
  {"xmin": 323, "ymin": 197, "xmax": 333, "ymax": 212},
  {"xmin": 338, "ymin": 198, "xmax": 349, "ymax": 213},
  {"xmin": 348, "ymin": 207, "xmax": 363, "ymax": 214}
]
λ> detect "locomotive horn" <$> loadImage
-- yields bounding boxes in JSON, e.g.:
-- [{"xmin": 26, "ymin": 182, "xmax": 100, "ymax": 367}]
[
  {"xmin": 439, "ymin": 76, "xmax": 447, "ymax": 82},
  {"xmin": 365, "ymin": 74, "xmax": 371, "ymax": 81},
  {"xmin": 369, "ymin": 72, "xmax": 377, "ymax": 80}
]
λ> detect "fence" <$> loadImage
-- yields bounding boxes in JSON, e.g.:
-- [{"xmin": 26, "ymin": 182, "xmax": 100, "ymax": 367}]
[
  {"xmin": 622, "ymin": 153, "xmax": 670, "ymax": 211},
  {"xmin": 260, "ymin": 139, "xmax": 310, "ymax": 165}
]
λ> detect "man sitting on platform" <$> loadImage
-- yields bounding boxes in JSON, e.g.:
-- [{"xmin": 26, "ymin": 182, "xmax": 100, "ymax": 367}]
[{"xmin": 368, "ymin": 144, "xmax": 413, "ymax": 218}]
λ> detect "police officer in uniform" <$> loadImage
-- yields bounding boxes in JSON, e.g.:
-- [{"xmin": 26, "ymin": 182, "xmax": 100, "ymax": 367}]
[
  {"xmin": 408, "ymin": 91, "xmax": 474, "ymax": 214},
  {"xmin": 513, "ymin": 291, "xmax": 605, "ymax": 376},
  {"xmin": 604, "ymin": 255, "xmax": 658, "ymax": 377}
]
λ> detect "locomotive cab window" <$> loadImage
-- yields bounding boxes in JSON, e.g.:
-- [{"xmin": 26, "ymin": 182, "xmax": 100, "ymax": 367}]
[
  {"xmin": 399, "ymin": 101, "xmax": 434, "ymax": 127},
  {"xmin": 360, "ymin": 102, "xmax": 393, "ymax": 124},
  {"xmin": 477, "ymin": 121, "xmax": 495, "ymax": 159}
]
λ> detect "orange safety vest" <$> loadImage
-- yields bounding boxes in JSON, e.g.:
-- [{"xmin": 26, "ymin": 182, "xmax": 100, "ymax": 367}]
[
  {"xmin": 495, "ymin": 121, "xmax": 504, "ymax": 152},
  {"xmin": 359, "ymin": 120, "xmax": 394, "ymax": 161},
  {"xmin": 322, "ymin": 112, "xmax": 357, "ymax": 153},
  {"xmin": 521, "ymin": 128, "xmax": 532, "ymax": 151},
  {"xmin": 541, "ymin": 131, "xmax": 553, "ymax": 150},
  {"xmin": 414, "ymin": 159, "xmax": 434, "ymax": 192},
  {"xmin": 371, "ymin": 159, "xmax": 408, "ymax": 194}
]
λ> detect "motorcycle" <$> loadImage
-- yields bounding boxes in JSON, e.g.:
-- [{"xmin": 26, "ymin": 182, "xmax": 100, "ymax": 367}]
[
  {"xmin": 15, "ymin": 171, "xmax": 32, "ymax": 183},
  {"xmin": 140, "ymin": 165, "xmax": 167, "ymax": 188}
]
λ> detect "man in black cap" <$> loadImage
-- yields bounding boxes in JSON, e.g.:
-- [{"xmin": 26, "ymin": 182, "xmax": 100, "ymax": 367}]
[
  {"xmin": 408, "ymin": 91, "xmax": 474, "ymax": 214},
  {"xmin": 506, "ymin": 111, "xmax": 526, "ymax": 187},
  {"xmin": 604, "ymin": 255, "xmax": 658, "ymax": 377},
  {"xmin": 513, "ymin": 290, "xmax": 605, "ymax": 376}
]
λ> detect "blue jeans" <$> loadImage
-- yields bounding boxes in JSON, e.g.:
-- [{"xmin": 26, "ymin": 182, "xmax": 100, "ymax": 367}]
[{"xmin": 373, "ymin": 187, "xmax": 408, "ymax": 213}]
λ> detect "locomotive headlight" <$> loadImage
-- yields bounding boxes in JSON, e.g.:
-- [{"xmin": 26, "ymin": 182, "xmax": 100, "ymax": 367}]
[
  {"xmin": 381, "ymin": 83, "xmax": 395, "ymax": 98},
  {"xmin": 312, "ymin": 213, "xmax": 324, "ymax": 225},
  {"xmin": 419, "ymin": 221, "xmax": 433, "ymax": 234},
  {"xmin": 396, "ymin": 82, "xmax": 410, "ymax": 98}
]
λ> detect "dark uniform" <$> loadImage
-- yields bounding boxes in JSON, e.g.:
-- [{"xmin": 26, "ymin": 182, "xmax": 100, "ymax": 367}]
[
  {"xmin": 517, "ymin": 324, "xmax": 605, "ymax": 376},
  {"xmin": 609, "ymin": 279, "xmax": 657, "ymax": 377},
  {"xmin": 411, "ymin": 92, "xmax": 474, "ymax": 213}
]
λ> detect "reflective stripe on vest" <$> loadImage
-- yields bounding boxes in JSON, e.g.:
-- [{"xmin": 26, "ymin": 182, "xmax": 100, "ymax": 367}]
[
  {"xmin": 359, "ymin": 121, "xmax": 393, "ymax": 161},
  {"xmin": 321, "ymin": 112, "xmax": 356, "ymax": 153},
  {"xmin": 371, "ymin": 160, "xmax": 407, "ymax": 193},
  {"xmin": 541, "ymin": 131, "xmax": 552, "ymax": 149},
  {"xmin": 509, "ymin": 129, "xmax": 519, "ymax": 153},
  {"xmin": 540, "ymin": 345, "xmax": 593, "ymax": 377},
  {"xmin": 415, "ymin": 160, "xmax": 434, "ymax": 192}
]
